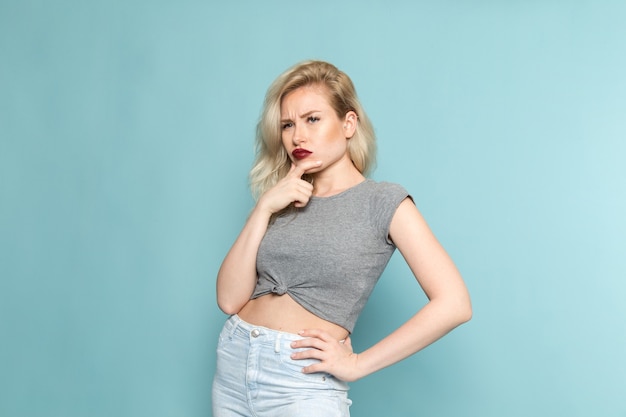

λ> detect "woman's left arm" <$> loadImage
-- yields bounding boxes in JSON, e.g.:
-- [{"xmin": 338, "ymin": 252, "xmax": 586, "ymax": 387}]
[{"xmin": 291, "ymin": 198, "xmax": 472, "ymax": 381}]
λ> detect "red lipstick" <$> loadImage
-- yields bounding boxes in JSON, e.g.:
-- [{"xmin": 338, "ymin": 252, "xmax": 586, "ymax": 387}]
[{"xmin": 292, "ymin": 148, "xmax": 312, "ymax": 160}]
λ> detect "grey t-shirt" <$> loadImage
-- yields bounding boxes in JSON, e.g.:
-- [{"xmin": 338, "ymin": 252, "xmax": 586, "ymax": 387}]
[{"xmin": 253, "ymin": 179, "xmax": 410, "ymax": 333}]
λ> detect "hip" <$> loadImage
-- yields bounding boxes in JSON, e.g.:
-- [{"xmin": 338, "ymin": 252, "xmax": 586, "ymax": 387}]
[{"xmin": 212, "ymin": 314, "xmax": 352, "ymax": 416}]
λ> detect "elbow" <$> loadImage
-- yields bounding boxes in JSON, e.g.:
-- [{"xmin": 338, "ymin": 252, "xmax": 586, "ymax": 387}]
[
  {"xmin": 431, "ymin": 296, "xmax": 472, "ymax": 328},
  {"xmin": 441, "ymin": 293, "xmax": 472, "ymax": 327},
  {"xmin": 216, "ymin": 280, "xmax": 251, "ymax": 315},
  {"xmin": 459, "ymin": 303, "xmax": 472, "ymax": 324},
  {"xmin": 216, "ymin": 291, "xmax": 242, "ymax": 315},
  {"xmin": 217, "ymin": 298, "xmax": 243, "ymax": 316},
  {"xmin": 456, "ymin": 296, "xmax": 473, "ymax": 325}
]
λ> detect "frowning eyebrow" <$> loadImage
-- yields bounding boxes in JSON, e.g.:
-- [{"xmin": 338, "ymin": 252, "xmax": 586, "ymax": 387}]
[{"xmin": 280, "ymin": 110, "xmax": 320, "ymax": 123}]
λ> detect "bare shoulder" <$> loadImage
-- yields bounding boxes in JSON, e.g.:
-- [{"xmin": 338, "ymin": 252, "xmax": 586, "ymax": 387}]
[{"xmin": 389, "ymin": 198, "xmax": 435, "ymax": 247}]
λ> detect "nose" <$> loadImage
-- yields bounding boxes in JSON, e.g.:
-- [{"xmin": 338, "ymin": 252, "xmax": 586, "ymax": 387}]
[{"xmin": 292, "ymin": 124, "xmax": 305, "ymax": 145}]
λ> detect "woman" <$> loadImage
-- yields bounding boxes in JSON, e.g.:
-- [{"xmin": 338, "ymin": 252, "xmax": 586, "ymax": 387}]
[{"xmin": 213, "ymin": 60, "xmax": 472, "ymax": 416}]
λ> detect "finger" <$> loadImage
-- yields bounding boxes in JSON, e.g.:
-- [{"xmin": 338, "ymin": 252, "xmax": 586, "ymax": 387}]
[
  {"xmin": 343, "ymin": 336, "xmax": 353, "ymax": 350},
  {"xmin": 296, "ymin": 182, "xmax": 314, "ymax": 197},
  {"xmin": 292, "ymin": 184, "xmax": 315, "ymax": 207},
  {"xmin": 291, "ymin": 160, "xmax": 322, "ymax": 178},
  {"xmin": 292, "ymin": 192, "xmax": 311, "ymax": 208},
  {"xmin": 281, "ymin": 163, "xmax": 298, "ymax": 180},
  {"xmin": 297, "ymin": 329, "xmax": 334, "ymax": 342},
  {"xmin": 301, "ymin": 362, "xmax": 326, "ymax": 375},
  {"xmin": 291, "ymin": 346, "xmax": 324, "ymax": 361},
  {"xmin": 291, "ymin": 336, "xmax": 325, "ymax": 350},
  {"xmin": 294, "ymin": 182, "xmax": 313, "ymax": 196}
]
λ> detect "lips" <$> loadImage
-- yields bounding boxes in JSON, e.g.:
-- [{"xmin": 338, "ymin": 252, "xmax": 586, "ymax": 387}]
[{"xmin": 292, "ymin": 148, "xmax": 312, "ymax": 160}]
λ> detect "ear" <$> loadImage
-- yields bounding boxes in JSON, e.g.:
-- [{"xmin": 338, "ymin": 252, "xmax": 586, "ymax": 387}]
[{"xmin": 342, "ymin": 111, "xmax": 358, "ymax": 139}]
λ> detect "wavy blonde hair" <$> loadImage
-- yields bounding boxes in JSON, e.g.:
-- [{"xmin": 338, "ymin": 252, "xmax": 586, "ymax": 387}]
[{"xmin": 249, "ymin": 60, "xmax": 376, "ymax": 199}]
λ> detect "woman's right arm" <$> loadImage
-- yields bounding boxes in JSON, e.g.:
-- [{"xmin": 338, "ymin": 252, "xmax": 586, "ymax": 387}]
[{"xmin": 216, "ymin": 160, "xmax": 321, "ymax": 314}]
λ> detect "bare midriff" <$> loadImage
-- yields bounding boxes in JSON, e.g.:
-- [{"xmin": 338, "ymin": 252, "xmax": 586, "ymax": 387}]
[{"xmin": 238, "ymin": 294, "xmax": 349, "ymax": 341}]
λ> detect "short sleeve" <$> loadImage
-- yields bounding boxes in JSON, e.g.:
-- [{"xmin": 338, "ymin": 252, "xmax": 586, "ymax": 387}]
[{"xmin": 371, "ymin": 182, "xmax": 411, "ymax": 245}]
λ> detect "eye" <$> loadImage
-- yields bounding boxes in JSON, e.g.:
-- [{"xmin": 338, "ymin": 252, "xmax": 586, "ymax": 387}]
[
  {"xmin": 307, "ymin": 116, "xmax": 320, "ymax": 123},
  {"xmin": 281, "ymin": 122, "xmax": 293, "ymax": 130}
]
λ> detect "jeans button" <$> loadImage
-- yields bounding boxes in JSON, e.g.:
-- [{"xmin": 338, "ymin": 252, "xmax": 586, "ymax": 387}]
[{"xmin": 251, "ymin": 329, "xmax": 260, "ymax": 338}]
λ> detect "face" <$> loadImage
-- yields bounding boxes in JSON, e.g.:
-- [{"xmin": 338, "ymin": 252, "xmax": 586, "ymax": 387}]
[{"xmin": 280, "ymin": 85, "xmax": 357, "ymax": 174}]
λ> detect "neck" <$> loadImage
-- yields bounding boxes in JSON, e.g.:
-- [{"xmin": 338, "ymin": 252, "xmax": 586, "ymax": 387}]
[{"xmin": 311, "ymin": 165, "xmax": 365, "ymax": 198}]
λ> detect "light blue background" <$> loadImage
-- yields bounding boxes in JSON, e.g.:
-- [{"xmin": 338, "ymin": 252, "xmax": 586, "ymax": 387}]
[{"xmin": 1, "ymin": 1, "xmax": 625, "ymax": 416}]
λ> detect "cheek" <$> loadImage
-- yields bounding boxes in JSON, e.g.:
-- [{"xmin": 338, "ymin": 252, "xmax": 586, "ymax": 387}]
[{"xmin": 281, "ymin": 137, "xmax": 294, "ymax": 160}]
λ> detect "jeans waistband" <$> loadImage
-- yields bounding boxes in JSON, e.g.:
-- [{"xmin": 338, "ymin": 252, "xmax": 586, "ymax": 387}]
[{"xmin": 224, "ymin": 314, "xmax": 306, "ymax": 347}]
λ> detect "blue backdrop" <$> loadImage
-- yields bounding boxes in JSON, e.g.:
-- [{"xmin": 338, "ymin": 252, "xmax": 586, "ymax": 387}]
[{"xmin": 1, "ymin": 1, "xmax": 625, "ymax": 416}]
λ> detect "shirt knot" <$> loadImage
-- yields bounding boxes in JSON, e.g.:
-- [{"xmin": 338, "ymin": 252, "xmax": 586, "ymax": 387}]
[{"xmin": 271, "ymin": 285, "xmax": 288, "ymax": 296}]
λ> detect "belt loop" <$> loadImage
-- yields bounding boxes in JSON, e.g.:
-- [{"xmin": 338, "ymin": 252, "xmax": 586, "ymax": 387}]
[
  {"xmin": 274, "ymin": 333, "xmax": 282, "ymax": 353},
  {"xmin": 228, "ymin": 315, "xmax": 241, "ymax": 339}
]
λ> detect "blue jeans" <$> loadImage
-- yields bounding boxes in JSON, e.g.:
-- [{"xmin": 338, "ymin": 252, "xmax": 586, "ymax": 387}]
[{"xmin": 212, "ymin": 315, "xmax": 352, "ymax": 416}]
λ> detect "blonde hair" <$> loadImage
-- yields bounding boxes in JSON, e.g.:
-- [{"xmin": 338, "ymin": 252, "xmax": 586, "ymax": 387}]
[{"xmin": 249, "ymin": 60, "xmax": 376, "ymax": 199}]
